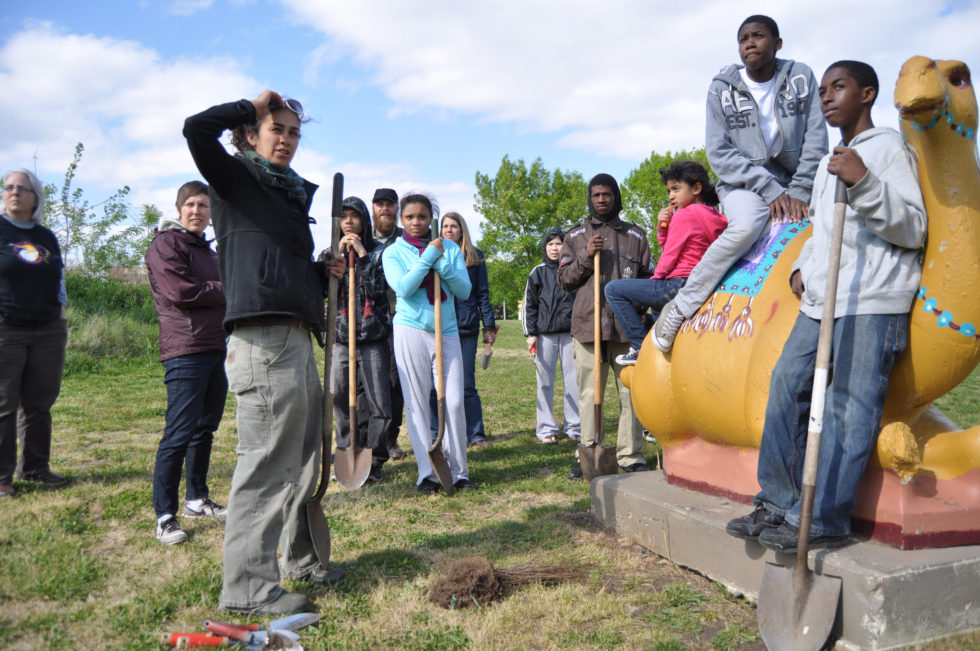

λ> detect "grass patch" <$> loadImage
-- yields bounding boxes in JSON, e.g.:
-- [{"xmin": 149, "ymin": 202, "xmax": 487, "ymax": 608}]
[{"xmin": 0, "ymin": 299, "xmax": 976, "ymax": 649}]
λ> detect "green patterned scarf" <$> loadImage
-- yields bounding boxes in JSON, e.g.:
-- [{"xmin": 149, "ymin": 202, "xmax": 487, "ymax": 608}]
[{"xmin": 242, "ymin": 151, "xmax": 308, "ymax": 207}]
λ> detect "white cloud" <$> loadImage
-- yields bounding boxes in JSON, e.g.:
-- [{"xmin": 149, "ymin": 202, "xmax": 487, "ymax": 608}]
[
  {"xmin": 0, "ymin": 22, "xmax": 255, "ymax": 194},
  {"xmin": 283, "ymin": 0, "xmax": 980, "ymax": 158}
]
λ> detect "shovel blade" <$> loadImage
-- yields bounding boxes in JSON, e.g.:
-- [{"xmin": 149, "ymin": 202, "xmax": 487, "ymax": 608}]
[
  {"xmin": 578, "ymin": 443, "xmax": 619, "ymax": 481},
  {"xmin": 306, "ymin": 501, "xmax": 331, "ymax": 567},
  {"xmin": 428, "ymin": 394, "xmax": 456, "ymax": 495},
  {"xmin": 428, "ymin": 447, "xmax": 456, "ymax": 496},
  {"xmin": 333, "ymin": 445, "xmax": 373, "ymax": 488},
  {"xmin": 758, "ymin": 561, "xmax": 841, "ymax": 651}
]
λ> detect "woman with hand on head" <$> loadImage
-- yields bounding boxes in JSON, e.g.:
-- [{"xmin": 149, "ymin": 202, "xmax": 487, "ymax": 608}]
[
  {"xmin": 0, "ymin": 169, "xmax": 68, "ymax": 499},
  {"xmin": 381, "ymin": 195, "xmax": 473, "ymax": 494},
  {"xmin": 184, "ymin": 90, "xmax": 345, "ymax": 615},
  {"xmin": 145, "ymin": 181, "xmax": 228, "ymax": 546}
]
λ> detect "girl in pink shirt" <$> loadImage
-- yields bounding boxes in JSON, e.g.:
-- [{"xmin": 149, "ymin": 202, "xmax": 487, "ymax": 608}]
[{"xmin": 606, "ymin": 161, "xmax": 727, "ymax": 364}]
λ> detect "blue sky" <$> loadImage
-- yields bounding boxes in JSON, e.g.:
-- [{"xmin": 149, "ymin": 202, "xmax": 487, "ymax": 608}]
[{"xmin": 3, "ymin": 1, "xmax": 979, "ymax": 250}]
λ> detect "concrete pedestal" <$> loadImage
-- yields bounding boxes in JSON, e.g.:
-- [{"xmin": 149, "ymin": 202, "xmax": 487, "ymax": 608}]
[{"xmin": 591, "ymin": 471, "xmax": 980, "ymax": 650}]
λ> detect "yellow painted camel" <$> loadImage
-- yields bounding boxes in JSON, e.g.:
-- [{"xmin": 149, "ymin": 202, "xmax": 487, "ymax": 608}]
[{"xmin": 621, "ymin": 56, "xmax": 979, "ymax": 548}]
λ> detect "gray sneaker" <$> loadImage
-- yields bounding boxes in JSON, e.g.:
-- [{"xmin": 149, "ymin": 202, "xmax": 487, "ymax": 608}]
[
  {"xmin": 183, "ymin": 497, "xmax": 227, "ymax": 519},
  {"xmin": 156, "ymin": 517, "xmax": 188, "ymax": 545},
  {"xmin": 615, "ymin": 347, "xmax": 639, "ymax": 366},
  {"xmin": 652, "ymin": 300, "xmax": 686, "ymax": 352}
]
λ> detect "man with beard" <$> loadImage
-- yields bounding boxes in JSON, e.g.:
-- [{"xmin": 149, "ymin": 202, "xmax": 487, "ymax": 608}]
[
  {"xmin": 558, "ymin": 174, "xmax": 652, "ymax": 479},
  {"xmin": 371, "ymin": 188, "xmax": 406, "ymax": 460}
]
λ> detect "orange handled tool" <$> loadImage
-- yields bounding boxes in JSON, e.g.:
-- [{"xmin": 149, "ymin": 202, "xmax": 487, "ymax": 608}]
[{"xmin": 160, "ymin": 633, "xmax": 229, "ymax": 647}]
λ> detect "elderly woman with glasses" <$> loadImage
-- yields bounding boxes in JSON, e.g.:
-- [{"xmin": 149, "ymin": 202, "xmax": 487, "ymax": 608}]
[
  {"xmin": 184, "ymin": 91, "xmax": 345, "ymax": 616},
  {"xmin": 0, "ymin": 169, "xmax": 69, "ymax": 500}
]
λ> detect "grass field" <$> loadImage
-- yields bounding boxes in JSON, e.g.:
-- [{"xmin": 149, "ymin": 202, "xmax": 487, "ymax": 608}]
[{"xmin": 0, "ymin": 316, "xmax": 977, "ymax": 650}]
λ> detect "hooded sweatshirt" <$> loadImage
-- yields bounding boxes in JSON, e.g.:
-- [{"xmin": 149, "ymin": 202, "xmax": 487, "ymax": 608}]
[
  {"xmin": 706, "ymin": 58, "xmax": 828, "ymax": 205},
  {"xmin": 144, "ymin": 218, "xmax": 226, "ymax": 361},
  {"xmin": 794, "ymin": 127, "xmax": 926, "ymax": 319},
  {"xmin": 522, "ymin": 227, "xmax": 575, "ymax": 336},
  {"xmin": 336, "ymin": 196, "xmax": 391, "ymax": 344},
  {"xmin": 558, "ymin": 174, "xmax": 652, "ymax": 343}
]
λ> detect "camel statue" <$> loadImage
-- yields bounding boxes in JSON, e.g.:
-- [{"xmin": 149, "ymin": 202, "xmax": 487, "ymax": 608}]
[{"xmin": 621, "ymin": 56, "xmax": 979, "ymax": 549}]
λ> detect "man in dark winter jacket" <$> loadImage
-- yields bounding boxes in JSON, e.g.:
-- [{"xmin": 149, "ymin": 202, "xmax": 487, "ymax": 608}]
[
  {"xmin": 523, "ymin": 227, "xmax": 580, "ymax": 444},
  {"xmin": 558, "ymin": 174, "xmax": 652, "ymax": 477},
  {"xmin": 333, "ymin": 196, "xmax": 392, "ymax": 483},
  {"xmin": 371, "ymin": 188, "xmax": 406, "ymax": 460}
]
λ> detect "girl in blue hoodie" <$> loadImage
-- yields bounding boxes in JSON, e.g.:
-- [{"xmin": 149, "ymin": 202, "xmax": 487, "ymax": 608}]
[{"xmin": 382, "ymin": 194, "xmax": 473, "ymax": 494}]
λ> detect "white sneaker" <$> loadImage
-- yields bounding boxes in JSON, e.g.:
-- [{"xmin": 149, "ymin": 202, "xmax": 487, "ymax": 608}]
[
  {"xmin": 615, "ymin": 347, "xmax": 639, "ymax": 366},
  {"xmin": 183, "ymin": 497, "xmax": 227, "ymax": 519},
  {"xmin": 156, "ymin": 517, "xmax": 188, "ymax": 545},
  {"xmin": 652, "ymin": 300, "xmax": 686, "ymax": 352}
]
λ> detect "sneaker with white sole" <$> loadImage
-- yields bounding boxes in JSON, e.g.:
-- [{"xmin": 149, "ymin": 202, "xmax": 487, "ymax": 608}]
[
  {"xmin": 652, "ymin": 299, "xmax": 686, "ymax": 352},
  {"xmin": 183, "ymin": 497, "xmax": 227, "ymax": 519},
  {"xmin": 615, "ymin": 347, "xmax": 639, "ymax": 366},
  {"xmin": 156, "ymin": 517, "xmax": 188, "ymax": 545}
]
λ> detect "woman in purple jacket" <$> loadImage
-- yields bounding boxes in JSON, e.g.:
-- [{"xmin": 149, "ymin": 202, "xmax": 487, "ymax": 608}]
[{"xmin": 145, "ymin": 181, "xmax": 228, "ymax": 545}]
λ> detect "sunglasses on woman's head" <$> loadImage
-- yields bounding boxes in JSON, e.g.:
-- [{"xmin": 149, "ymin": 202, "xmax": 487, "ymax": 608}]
[{"xmin": 271, "ymin": 97, "xmax": 305, "ymax": 121}]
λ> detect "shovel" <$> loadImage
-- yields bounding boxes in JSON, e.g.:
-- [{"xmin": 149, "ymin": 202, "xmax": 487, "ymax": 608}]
[
  {"xmin": 306, "ymin": 172, "xmax": 342, "ymax": 567},
  {"xmin": 428, "ymin": 217, "xmax": 456, "ymax": 495},
  {"xmin": 757, "ymin": 178, "xmax": 847, "ymax": 651},
  {"xmin": 333, "ymin": 248, "xmax": 373, "ymax": 488},
  {"xmin": 579, "ymin": 246, "xmax": 618, "ymax": 481}
]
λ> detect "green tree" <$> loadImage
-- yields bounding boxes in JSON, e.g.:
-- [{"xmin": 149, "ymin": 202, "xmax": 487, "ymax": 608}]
[
  {"xmin": 620, "ymin": 148, "xmax": 715, "ymax": 262},
  {"xmin": 474, "ymin": 156, "xmax": 588, "ymax": 314},
  {"xmin": 41, "ymin": 143, "xmax": 156, "ymax": 275}
]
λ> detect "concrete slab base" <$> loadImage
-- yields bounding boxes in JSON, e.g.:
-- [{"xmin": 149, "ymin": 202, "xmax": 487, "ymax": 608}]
[{"xmin": 591, "ymin": 471, "xmax": 980, "ymax": 650}]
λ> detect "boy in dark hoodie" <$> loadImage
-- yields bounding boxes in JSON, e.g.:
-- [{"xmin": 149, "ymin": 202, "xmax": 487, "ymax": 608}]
[
  {"xmin": 522, "ymin": 227, "xmax": 580, "ymax": 444},
  {"xmin": 333, "ymin": 196, "xmax": 393, "ymax": 483},
  {"xmin": 558, "ymin": 174, "xmax": 652, "ymax": 477},
  {"xmin": 653, "ymin": 14, "xmax": 828, "ymax": 352}
]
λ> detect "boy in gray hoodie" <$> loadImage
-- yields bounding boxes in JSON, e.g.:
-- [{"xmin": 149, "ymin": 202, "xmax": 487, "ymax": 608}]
[
  {"xmin": 653, "ymin": 14, "xmax": 827, "ymax": 351},
  {"xmin": 725, "ymin": 60, "xmax": 926, "ymax": 552}
]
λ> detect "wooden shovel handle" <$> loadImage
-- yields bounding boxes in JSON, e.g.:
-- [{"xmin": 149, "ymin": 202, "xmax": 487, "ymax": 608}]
[
  {"xmin": 593, "ymin": 250, "xmax": 602, "ymax": 443},
  {"xmin": 796, "ymin": 178, "xmax": 848, "ymax": 575}
]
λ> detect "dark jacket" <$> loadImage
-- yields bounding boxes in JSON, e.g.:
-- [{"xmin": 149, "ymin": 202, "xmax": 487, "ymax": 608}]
[
  {"xmin": 0, "ymin": 216, "xmax": 63, "ymax": 326},
  {"xmin": 145, "ymin": 223, "xmax": 226, "ymax": 361},
  {"xmin": 183, "ymin": 99, "xmax": 327, "ymax": 337},
  {"xmin": 522, "ymin": 227, "xmax": 574, "ymax": 336},
  {"xmin": 337, "ymin": 196, "xmax": 391, "ymax": 345},
  {"xmin": 454, "ymin": 248, "xmax": 495, "ymax": 337},
  {"xmin": 558, "ymin": 175, "xmax": 652, "ymax": 343}
]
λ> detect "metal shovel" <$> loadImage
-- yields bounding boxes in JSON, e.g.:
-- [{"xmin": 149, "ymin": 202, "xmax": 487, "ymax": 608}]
[
  {"xmin": 428, "ymin": 217, "xmax": 456, "ymax": 495},
  {"xmin": 579, "ymin": 247, "xmax": 618, "ymax": 481},
  {"xmin": 306, "ymin": 173, "xmax": 342, "ymax": 567},
  {"xmin": 333, "ymin": 248, "xmax": 373, "ymax": 488},
  {"xmin": 757, "ymin": 178, "xmax": 846, "ymax": 651}
]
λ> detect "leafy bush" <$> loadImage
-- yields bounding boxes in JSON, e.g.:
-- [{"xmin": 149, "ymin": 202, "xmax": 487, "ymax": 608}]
[
  {"xmin": 64, "ymin": 271, "xmax": 159, "ymax": 374},
  {"xmin": 65, "ymin": 271, "xmax": 157, "ymax": 323}
]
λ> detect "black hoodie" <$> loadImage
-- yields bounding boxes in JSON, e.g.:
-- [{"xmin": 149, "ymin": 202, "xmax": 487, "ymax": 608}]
[
  {"xmin": 522, "ymin": 227, "xmax": 575, "ymax": 336},
  {"xmin": 337, "ymin": 196, "xmax": 391, "ymax": 344}
]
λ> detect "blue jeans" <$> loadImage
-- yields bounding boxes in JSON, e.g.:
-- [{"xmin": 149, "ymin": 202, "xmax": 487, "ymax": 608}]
[
  {"xmin": 755, "ymin": 313, "xmax": 908, "ymax": 536},
  {"xmin": 428, "ymin": 334, "xmax": 485, "ymax": 444},
  {"xmin": 152, "ymin": 350, "xmax": 227, "ymax": 518},
  {"xmin": 604, "ymin": 277, "xmax": 686, "ymax": 350}
]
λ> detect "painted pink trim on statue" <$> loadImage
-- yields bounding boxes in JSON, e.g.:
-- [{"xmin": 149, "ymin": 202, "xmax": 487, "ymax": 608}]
[{"xmin": 663, "ymin": 437, "xmax": 980, "ymax": 549}]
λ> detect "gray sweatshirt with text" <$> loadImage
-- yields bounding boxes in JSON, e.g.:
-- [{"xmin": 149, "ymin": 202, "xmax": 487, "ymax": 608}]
[{"xmin": 705, "ymin": 58, "xmax": 828, "ymax": 205}]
